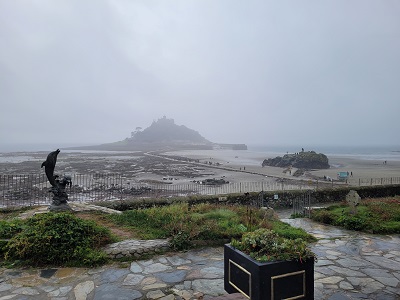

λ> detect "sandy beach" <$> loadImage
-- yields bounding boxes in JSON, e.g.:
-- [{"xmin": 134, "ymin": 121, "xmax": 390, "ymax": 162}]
[
  {"xmin": 1, "ymin": 148, "xmax": 399, "ymax": 187},
  {"xmin": 164, "ymin": 149, "xmax": 400, "ymax": 184}
]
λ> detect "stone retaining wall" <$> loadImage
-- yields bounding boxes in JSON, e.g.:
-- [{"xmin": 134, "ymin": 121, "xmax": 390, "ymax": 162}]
[{"xmin": 103, "ymin": 239, "xmax": 170, "ymax": 259}]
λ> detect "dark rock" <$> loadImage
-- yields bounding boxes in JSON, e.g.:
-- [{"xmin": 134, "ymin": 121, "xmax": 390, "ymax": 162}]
[
  {"xmin": 40, "ymin": 269, "xmax": 57, "ymax": 278},
  {"xmin": 202, "ymin": 178, "xmax": 229, "ymax": 185}
]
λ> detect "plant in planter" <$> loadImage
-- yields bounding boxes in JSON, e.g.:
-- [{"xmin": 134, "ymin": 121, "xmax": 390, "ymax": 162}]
[{"xmin": 224, "ymin": 228, "xmax": 316, "ymax": 300}]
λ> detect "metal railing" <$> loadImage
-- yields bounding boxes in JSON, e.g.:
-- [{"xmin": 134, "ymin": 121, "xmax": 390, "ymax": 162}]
[
  {"xmin": 348, "ymin": 177, "xmax": 400, "ymax": 186},
  {"xmin": 1, "ymin": 173, "xmax": 399, "ymax": 208}
]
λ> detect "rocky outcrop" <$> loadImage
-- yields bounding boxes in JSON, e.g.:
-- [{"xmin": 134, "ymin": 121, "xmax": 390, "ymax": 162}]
[
  {"xmin": 201, "ymin": 178, "xmax": 229, "ymax": 185},
  {"xmin": 262, "ymin": 151, "xmax": 330, "ymax": 169}
]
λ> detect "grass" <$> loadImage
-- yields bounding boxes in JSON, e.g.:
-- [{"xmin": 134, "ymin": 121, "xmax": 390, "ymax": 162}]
[
  {"xmin": 106, "ymin": 203, "xmax": 316, "ymax": 249},
  {"xmin": 310, "ymin": 196, "xmax": 400, "ymax": 234},
  {"xmin": 271, "ymin": 220, "xmax": 317, "ymax": 242}
]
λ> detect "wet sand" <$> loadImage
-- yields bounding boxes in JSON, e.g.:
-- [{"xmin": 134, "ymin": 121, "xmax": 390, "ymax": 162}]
[
  {"xmin": 164, "ymin": 149, "xmax": 400, "ymax": 183},
  {"xmin": 1, "ymin": 149, "xmax": 399, "ymax": 185}
]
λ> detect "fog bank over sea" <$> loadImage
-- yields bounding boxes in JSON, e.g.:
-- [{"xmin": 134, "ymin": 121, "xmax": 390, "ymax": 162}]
[{"xmin": 0, "ymin": 143, "xmax": 92, "ymax": 153}]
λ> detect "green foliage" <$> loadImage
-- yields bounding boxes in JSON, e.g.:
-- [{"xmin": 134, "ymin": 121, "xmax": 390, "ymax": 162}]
[
  {"xmin": 364, "ymin": 198, "xmax": 400, "ymax": 221},
  {"xmin": 290, "ymin": 213, "xmax": 305, "ymax": 219},
  {"xmin": 335, "ymin": 215, "xmax": 368, "ymax": 231},
  {"xmin": 4, "ymin": 213, "xmax": 113, "ymax": 267},
  {"xmin": 108, "ymin": 203, "xmax": 190, "ymax": 239},
  {"xmin": 310, "ymin": 209, "xmax": 336, "ymax": 224},
  {"xmin": 271, "ymin": 220, "xmax": 317, "ymax": 242},
  {"xmin": 0, "ymin": 219, "xmax": 26, "ymax": 239},
  {"xmin": 170, "ymin": 231, "xmax": 191, "ymax": 251},
  {"xmin": 375, "ymin": 221, "xmax": 400, "ymax": 234},
  {"xmin": 0, "ymin": 219, "xmax": 26, "ymax": 257},
  {"xmin": 310, "ymin": 197, "xmax": 400, "ymax": 234},
  {"xmin": 107, "ymin": 203, "xmax": 315, "ymax": 251},
  {"xmin": 231, "ymin": 228, "xmax": 316, "ymax": 262}
]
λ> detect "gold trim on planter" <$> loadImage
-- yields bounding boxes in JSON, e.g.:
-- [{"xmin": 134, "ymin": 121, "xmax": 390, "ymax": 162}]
[
  {"xmin": 271, "ymin": 270, "xmax": 306, "ymax": 300},
  {"xmin": 228, "ymin": 259, "xmax": 251, "ymax": 299}
]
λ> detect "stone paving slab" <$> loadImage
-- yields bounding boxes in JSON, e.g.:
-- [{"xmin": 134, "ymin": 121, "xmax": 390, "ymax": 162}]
[{"xmin": 283, "ymin": 218, "xmax": 400, "ymax": 299}]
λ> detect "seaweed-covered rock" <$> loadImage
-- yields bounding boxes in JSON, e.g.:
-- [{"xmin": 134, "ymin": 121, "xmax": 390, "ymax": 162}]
[{"xmin": 262, "ymin": 151, "xmax": 329, "ymax": 169}]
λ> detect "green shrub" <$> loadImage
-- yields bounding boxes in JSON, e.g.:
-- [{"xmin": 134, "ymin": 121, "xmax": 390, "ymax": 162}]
[
  {"xmin": 0, "ymin": 219, "xmax": 26, "ymax": 257},
  {"xmin": 310, "ymin": 197, "xmax": 400, "ymax": 234},
  {"xmin": 170, "ymin": 231, "xmax": 191, "ymax": 251},
  {"xmin": 310, "ymin": 209, "xmax": 335, "ymax": 224},
  {"xmin": 334, "ymin": 215, "xmax": 368, "ymax": 231},
  {"xmin": 364, "ymin": 198, "xmax": 400, "ymax": 221},
  {"xmin": 374, "ymin": 221, "xmax": 400, "ymax": 234},
  {"xmin": 231, "ymin": 228, "xmax": 316, "ymax": 262},
  {"xmin": 5, "ymin": 213, "xmax": 113, "ymax": 267},
  {"xmin": 0, "ymin": 219, "xmax": 25, "ymax": 239}
]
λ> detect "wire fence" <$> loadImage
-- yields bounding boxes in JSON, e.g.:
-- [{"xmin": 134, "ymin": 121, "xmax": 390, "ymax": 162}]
[{"xmin": 1, "ymin": 173, "xmax": 400, "ymax": 208}]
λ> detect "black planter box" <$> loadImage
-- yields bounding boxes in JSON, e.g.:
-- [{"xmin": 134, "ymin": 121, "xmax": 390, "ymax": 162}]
[{"xmin": 224, "ymin": 244, "xmax": 314, "ymax": 300}]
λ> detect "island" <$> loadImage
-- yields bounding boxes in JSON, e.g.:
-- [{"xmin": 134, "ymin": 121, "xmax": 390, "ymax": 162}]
[
  {"xmin": 67, "ymin": 116, "xmax": 247, "ymax": 151},
  {"xmin": 262, "ymin": 150, "xmax": 330, "ymax": 169}
]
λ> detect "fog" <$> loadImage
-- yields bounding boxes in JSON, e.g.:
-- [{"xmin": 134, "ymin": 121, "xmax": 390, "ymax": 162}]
[{"xmin": 1, "ymin": 0, "xmax": 399, "ymax": 150}]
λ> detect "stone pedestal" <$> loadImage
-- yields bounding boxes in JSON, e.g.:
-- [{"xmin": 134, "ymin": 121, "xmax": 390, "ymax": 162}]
[{"xmin": 49, "ymin": 203, "xmax": 72, "ymax": 212}]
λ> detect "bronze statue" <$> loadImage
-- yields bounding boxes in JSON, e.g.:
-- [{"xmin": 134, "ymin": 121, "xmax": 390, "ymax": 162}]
[
  {"xmin": 41, "ymin": 149, "xmax": 72, "ymax": 210},
  {"xmin": 41, "ymin": 149, "xmax": 60, "ymax": 186}
]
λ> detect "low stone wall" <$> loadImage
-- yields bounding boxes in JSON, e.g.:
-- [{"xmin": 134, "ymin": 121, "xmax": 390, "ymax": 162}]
[
  {"xmin": 103, "ymin": 239, "xmax": 170, "ymax": 259},
  {"xmin": 94, "ymin": 184, "xmax": 400, "ymax": 211}
]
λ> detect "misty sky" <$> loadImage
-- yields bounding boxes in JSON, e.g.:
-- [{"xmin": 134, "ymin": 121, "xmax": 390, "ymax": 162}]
[{"xmin": 1, "ymin": 0, "xmax": 399, "ymax": 149}]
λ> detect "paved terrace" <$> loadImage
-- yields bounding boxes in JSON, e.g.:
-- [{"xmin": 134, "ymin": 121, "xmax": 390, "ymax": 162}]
[{"xmin": 0, "ymin": 205, "xmax": 399, "ymax": 299}]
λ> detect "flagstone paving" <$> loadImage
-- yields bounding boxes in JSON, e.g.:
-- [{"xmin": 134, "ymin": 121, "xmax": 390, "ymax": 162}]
[
  {"xmin": 0, "ymin": 208, "xmax": 399, "ymax": 299},
  {"xmin": 283, "ymin": 217, "xmax": 400, "ymax": 299}
]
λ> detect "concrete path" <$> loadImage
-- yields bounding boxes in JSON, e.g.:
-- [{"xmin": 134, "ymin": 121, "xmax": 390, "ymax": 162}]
[{"xmin": 0, "ymin": 210, "xmax": 399, "ymax": 299}]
